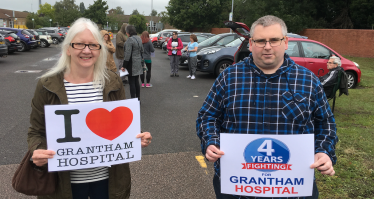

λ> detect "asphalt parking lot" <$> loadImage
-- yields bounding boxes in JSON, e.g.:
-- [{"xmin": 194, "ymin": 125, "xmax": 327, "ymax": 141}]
[{"xmin": 0, "ymin": 42, "xmax": 219, "ymax": 198}]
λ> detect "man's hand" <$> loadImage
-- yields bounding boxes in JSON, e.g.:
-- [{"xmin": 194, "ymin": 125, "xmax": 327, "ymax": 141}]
[
  {"xmin": 310, "ymin": 153, "xmax": 335, "ymax": 176},
  {"xmin": 136, "ymin": 132, "xmax": 152, "ymax": 148},
  {"xmin": 205, "ymin": 145, "xmax": 224, "ymax": 162},
  {"xmin": 32, "ymin": 149, "xmax": 56, "ymax": 167}
]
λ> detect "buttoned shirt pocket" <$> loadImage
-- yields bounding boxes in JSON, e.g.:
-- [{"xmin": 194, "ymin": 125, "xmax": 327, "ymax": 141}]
[{"xmin": 282, "ymin": 91, "xmax": 308, "ymax": 121}]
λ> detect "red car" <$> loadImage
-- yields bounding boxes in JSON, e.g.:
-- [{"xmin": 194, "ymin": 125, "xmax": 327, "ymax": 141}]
[{"xmin": 225, "ymin": 21, "xmax": 361, "ymax": 88}]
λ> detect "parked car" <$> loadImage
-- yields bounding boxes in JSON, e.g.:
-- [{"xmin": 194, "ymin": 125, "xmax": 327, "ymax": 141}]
[
  {"xmin": 162, "ymin": 33, "xmax": 214, "ymax": 51},
  {"xmin": 26, "ymin": 29, "xmax": 41, "ymax": 48},
  {"xmin": 0, "ymin": 28, "xmax": 37, "ymax": 51},
  {"xmin": 197, "ymin": 37, "xmax": 243, "ymax": 76},
  {"xmin": 0, "ymin": 34, "xmax": 8, "ymax": 58},
  {"xmin": 180, "ymin": 33, "xmax": 240, "ymax": 66},
  {"xmin": 225, "ymin": 21, "xmax": 361, "ymax": 88},
  {"xmin": 0, "ymin": 30, "xmax": 22, "ymax": 53},
  {"xmin": 34, "ymin": 29, "xmax": 53, "ymax": 47},
  {"xmin": 39, "ymin": 28, "xmax": 64, "ymax": 44}
]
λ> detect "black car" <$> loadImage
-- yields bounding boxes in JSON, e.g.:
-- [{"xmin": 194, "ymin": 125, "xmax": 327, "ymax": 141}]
[
  {"xmin": 179, "ymin": 33, "xmax": 239, "ymax": 65},
  {"xmin": 0, "ymin": 34, "xmax": 8, "ymax": 58},
  {"xmin": 0, "ymin": 30, "xmax": 22, "ymax": 54},
  {"xmin": 27, "ymin": 29, "xmax": 41, "ymax": 48}
]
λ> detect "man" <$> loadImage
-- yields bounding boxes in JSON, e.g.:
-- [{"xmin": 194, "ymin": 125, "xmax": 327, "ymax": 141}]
[
  {"xmin": 319, "ymin": 56, "xmax": 345, "ymax": 97},
  {"xmin": 116, "ymin": 24, "xmax": 128, "ymax": 84},
  {"xmin": 196, "ymin": 15, "xmax": 338, "ymax": 199}
]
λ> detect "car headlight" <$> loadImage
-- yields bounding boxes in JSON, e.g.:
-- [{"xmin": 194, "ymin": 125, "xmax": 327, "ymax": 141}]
[
  {"xmin": 203, "ymin": 49, "xmax": 221, "ymax": 55},
  {"xmin": 353, "ymin": 61, "xmax": 360, "ymax": 68}
]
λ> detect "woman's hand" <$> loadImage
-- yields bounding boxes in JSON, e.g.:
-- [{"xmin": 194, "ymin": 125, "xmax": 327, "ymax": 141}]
[
  {"xmin": 136, "ymin": 132, "xmax": 152, "ymax": 148},
  {"xmin": 32, "ymin": 149, "xmax": 56, "ymax": 166}
]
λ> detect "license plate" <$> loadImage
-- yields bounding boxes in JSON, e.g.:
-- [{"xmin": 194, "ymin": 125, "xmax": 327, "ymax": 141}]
[
  {"xmin": 17, "ymin": 40, "xmax": 20, "ymax": 43},
  {"xmin": 0, "ymin": 41, "xmax": 4, "ymax": 44}
]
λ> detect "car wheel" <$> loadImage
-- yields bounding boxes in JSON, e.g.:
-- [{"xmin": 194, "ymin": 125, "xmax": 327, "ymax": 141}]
[
  {"xmin": 53, "ymin": 38, "xmax": 59, "ymax": 44},
  {"xmin": 215, "ymin": 60, "xmax": 233, "ymax": 77},
  {"xmin": 153, "ymin": 42, "xmax": 158, "ymax": 48},
  {"xmin": 345, "ymin": 71, "xmax": 357, "ymax": 89},
  {"xmin": 18, "ymin": 42, "xmax": 27, "ymax": 52},
  {"xmin": 41, "ymin": 40, "xmax": 48, "ymax": 48}
]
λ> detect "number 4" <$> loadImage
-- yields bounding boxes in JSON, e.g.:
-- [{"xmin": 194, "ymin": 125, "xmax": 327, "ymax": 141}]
[{"xmin": 258, "ymin": 140, "xmax": 274, "ymax": 156}]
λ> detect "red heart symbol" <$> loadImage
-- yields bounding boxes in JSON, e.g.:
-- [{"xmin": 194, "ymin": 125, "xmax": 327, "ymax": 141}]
[{"xmin": 86, "ymin": 107, "xmax": 133, "ymax": 140}]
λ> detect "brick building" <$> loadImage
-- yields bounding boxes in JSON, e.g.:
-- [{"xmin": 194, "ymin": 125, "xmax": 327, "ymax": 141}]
[{"xmin": 0, "ymin": 9, "xmax": 28, "ymax": 29}]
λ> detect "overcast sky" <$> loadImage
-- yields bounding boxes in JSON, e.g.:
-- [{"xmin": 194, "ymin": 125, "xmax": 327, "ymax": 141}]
[{"xmin": 2, "ymin": 0, "xmax": 169, "ymax": 16}]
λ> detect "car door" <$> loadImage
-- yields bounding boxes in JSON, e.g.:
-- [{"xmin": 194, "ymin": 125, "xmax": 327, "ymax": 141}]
[
  {"xmin": 300, "ymin": 41, "xmax": 332, "ymax": 77},
  {"xmin": 285, "ymin": 41, "xmax": 306, "ymax": 68}
]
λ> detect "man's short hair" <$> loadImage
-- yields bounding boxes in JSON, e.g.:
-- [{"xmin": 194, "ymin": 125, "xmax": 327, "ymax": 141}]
[
  {"xmin": 250, "ymin": 15, "xmax": 287, "ymax": 38},
  {"xmin": 125, "ymin": 25, "xmax": 137, "ymax": 36},
  {"xmin": 173, "ymin": 31, "xmax": 178, "ymax": 36},
  {"xmin": 330, "ymin": 56, "xmax": 342, "ymax": 67},
  {"xmin": 190, "ymin": 34, "xmax": 198, "ymax": 42}
]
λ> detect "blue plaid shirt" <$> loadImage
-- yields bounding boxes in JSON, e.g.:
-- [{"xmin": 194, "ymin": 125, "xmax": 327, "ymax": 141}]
[{"xmin": 196, "ymin": 54, "xmax": 338, "ymax": 199}]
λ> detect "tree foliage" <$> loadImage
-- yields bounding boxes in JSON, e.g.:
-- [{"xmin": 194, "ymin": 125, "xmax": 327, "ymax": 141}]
[
  {"xmin": 166, "ymin": 0, "xmax": 231, "ymax": 31},
  {"xmin": 129, "ymin": 14, "xmax": 147, "ymax": 33},
  {"xmin": 54, "ymin": 0, "xmax": 81, "ymax": 27},
  {"xmin": 83, "ymin": 0, "xmax": 109, "ymax": 26},
  {"xmin": 114, "ymin": 6, "xmax": 124, "ymax": 15},
  {"xmin": 150, "ymin": 9, "xmax": 157, "ymax": 16},
  {"xmin": 37, "ymin": 3, "xmax": 55, "ymax": 22},
  {"xmin": 131, "ymin": 9, "xmax": 140, "ymax": 15},
  {"xmin": 157, "ymin": 11, "xmax": 169, "ymax": 24},
  {"xmin": 79, "ymin": 2, "xmax": 85, "ymax": 14}
]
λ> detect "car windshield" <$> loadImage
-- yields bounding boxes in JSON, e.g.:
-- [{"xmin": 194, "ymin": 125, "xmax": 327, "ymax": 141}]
[
  {"xmin": 37, "ymin": 31, "xmax": 48, "ymax": 35},
  {"xmin": 197, "ymin": 35, "xmax": 209, "ymax": 43},
  {"xmin": 225, "ymin": 37, "xmax": 244, "ymax": 47},
  {"xmin": 30, "ymin": 30, "xmax": 39, "ymax": 36},
  {"xmin": 9, "ymin": 33, "xmax": 18, "ymax": 38},
  {"xmin": 198, "ymin": 34, "xmax": 222, "ymax": 46},
  {"xmin": 22, "ymin": 30, "xmax": 32, "ymax": 35}
]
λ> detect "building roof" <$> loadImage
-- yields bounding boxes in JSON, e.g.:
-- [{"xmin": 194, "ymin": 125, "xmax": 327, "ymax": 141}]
[{"xmin": 0, "ymin": 8, "xmax": 29, "ymax": 18}]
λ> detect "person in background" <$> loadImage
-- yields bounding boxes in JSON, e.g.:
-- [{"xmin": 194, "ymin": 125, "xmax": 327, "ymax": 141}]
[
  {"xmin": 196, "ymin": 15, "xmax": 338, "ymax": 199},
  {"xmin": 183, "ymin": 34, "xmax": 198, "ymax": 80},
  {"xmin": 167, "ymin": 31, "xmax": 183, "ymax": 77},
  {"xmin": 319, "ymin": 55, "xmax": 345, "ymax": 97},
  {"xmin": 28, "ymin": 18, "xmax": 152, "ymax": 199},
  {"xmin": 140, "ymin": 31, "xmax": 155, "ymax": 88},
  {"xmin": 115, "ymin": 24, "xmax": 128, "ymax": 85},
  {"xmin": 121, "ymin": 25, "xmax": 143, "ymax": 101},
  {"xmin": 100, "ymin": 30, "xmax": 117, "ymax": 73}
]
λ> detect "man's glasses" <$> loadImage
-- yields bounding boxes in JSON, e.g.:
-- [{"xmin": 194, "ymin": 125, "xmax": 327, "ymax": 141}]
[
  {"xmin": 70, "ymin": 43, "xmax": 101, "ymax": 50},
  {"xmin": 252, "ymin": 37, "xmax": 285, "ymax": 47}
]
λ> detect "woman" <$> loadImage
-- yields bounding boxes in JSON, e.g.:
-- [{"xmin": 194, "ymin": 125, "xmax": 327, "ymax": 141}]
[
  {"xmin": 140, "ymin": 31, "xmax": 155, "ymax": 88},
  {"xmin": 183, "ymin": 34, "xmax": 198, "ymax": 79},
  {"xmin": 100, "ymin": 30, "xmax": 117, "ymax": 73},
  {"xmin": 121, "ymin": 25, "xmax": 143, "ymax": 100},
  {"xmin": 29, "ymin": 18, "xmax": 152, "ymax": 199},
  {"xmin": 166, "ymin": 31, "xmax": 183, "ymax": 77}
]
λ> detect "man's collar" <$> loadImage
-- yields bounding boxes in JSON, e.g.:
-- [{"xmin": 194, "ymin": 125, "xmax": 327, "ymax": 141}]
[{"xmin": 245, "ymin": 53, "xmax": 295, "ymax": 78}]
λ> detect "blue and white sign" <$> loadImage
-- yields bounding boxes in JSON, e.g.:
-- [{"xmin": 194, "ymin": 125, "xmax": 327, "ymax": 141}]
[{"xmin": 220, "ymin": 134, "xmax": 314, "ymax": 197}]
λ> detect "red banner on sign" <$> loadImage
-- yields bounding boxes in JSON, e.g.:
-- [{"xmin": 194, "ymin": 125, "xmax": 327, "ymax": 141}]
[{"xmin": 241, "ymin": 163, "xmax": 292, "ymax": 170}]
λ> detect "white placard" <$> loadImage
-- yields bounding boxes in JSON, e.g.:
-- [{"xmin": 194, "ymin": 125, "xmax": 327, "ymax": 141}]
[
  {"xmin": 220, "ymin": 134, "xmax": 314, "ymax": 197},
  {"xmin": 172, "ymin": 42, "xmax": 178, "ymax": 47},
  {"xmin": 45, "ymin": 99, "xmax": 141, "ymax": 172},
  {"xmin": 151, "ymin": 52, "xmax": 155, "ymax": 57}
]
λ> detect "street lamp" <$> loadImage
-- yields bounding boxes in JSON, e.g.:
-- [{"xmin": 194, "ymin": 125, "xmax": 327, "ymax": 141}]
[
  {"xmin": 32, "ymin": 18, "xmax": 34, "ymax": 29},
  {"xmin": 107, "ymin": 21, "xmax": 108, "ymax": 31},
  {"xmin": 49, "ymin": 18, "xmax": 52, "ymax": 27}
]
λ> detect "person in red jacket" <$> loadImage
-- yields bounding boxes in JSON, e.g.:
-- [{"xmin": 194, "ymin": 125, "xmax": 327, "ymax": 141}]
[{"xmin": 167, "ymin": 31, "xmax": 183, "ymax": 77}]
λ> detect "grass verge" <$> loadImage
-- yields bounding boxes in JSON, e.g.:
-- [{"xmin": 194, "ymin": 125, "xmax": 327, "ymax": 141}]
[{"xmin": 316, "ymin": 56, "xmax": 374, "ymax": 198}]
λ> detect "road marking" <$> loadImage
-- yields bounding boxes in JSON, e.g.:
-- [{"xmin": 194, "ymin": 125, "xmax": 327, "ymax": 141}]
[
  {"xmin": 195, "ymin": 156, "xmax": 209, "ymax": 175},
  {"xmin": 15, "ymin": 70, "xmax": 42, "ymax": 73}
]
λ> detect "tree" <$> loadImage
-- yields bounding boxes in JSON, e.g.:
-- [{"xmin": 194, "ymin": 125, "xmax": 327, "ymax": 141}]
[
  {"xmin": 54, "ymin": 0, "xmax": 82, "ymax": 27},
  {"xmin": 129, "ymin": 14, "xmax": 147, "ymax": 33},
  {"xmin": 157, "ymin": 11, "xmax": 169, "ymax": 24},
  {"xmin": 114, "ymin": 6, "xmax": 124, "ymax": 15},
  {"xmin": 166, "ymin": 0, "xmax": 231, "ymax": 31},
  {"xmin": 83, "ymin": 0, "xmax": 109, "ymax": 26},
  {"xmin": 131, "ymin": 9, "xmax": 139, "ymax": 15},
  {"xmin": 150, "ymin": 9, "xmax": 157, "ymax": 16},
  {"xmin": 79, "ymin": 2, "xmax": 85, "ymax": 14},
  {"xmin": 37, "ymin": 3, "xmax": 55, "ymax": 22}
]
